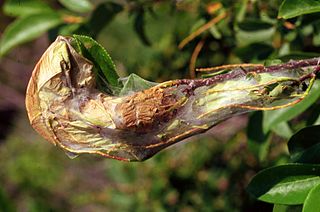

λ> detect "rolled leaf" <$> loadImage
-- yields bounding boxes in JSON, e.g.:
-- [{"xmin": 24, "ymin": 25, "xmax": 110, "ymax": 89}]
[{"xmin": 26, "ymin": 36, "xmax": 320, "ymax": 161}]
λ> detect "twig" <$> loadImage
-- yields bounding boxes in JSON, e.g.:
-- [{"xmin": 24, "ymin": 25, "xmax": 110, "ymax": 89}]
[
  {"xmin": 159, "ymin": 57, "xmax": 320, "ymax": 92},
  {"xmin": 196, "ymin": 63, "xmax": 263, "ymax": 72},
  {"xmin": 189, "ymin": 37, "xmax": 206, "ymax": 78},
  {"xmin": 62, "ymin": 15, "xmax": 84, "ymax": 24},
  {"xmin": 178, "ymin": 12, "xmax": 227, "ymax": 49}
]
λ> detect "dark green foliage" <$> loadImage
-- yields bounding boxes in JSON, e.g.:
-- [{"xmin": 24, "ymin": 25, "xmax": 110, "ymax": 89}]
[
  {"xmin": 247, "ymin": 164, "xmax": 320, "ymax": 204},
  {"xmin": 288, "ymin": 125, "xmax": 320, "ymax": 163},
  {"xmin": 83, "ymin": 2, "xmax": 123, "ymax": 37},
  {"xmin": 247, "ymin": 112, "xmax": 270, "ymax": 161},
  {"xmin": 133, "ymin": 8, "xmax": 151, "ymax": 46}
]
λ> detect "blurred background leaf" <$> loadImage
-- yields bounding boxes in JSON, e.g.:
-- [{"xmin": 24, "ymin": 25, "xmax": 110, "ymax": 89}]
[
  {"xmin": 57, "ymin": 0, "xmax": 93, "ymax": 13},
  {"xmin": 78, "ymin": 2, "xmax": 123, "ymax": 37},
  {"xmin": 133, "ymin": 8, "xmax": 151, "ymax": 46},
  {"xmin": 0, "ymin": 12, "xmax": 62, "ymax": 56},
  {"xmin": 3, "ymin": 0, "xmax": 54, "ymax": 17},
  {"xmin": 247, "ymin": 111, "xmax": 271, "ymax": 162},
  {"xmin": 279, "ymin": 0, "xmax": 320, "ymax": 19}
]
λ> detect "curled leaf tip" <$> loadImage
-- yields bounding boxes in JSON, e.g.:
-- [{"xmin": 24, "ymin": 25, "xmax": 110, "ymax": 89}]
[{"xmin": 26, "ymin": 36, "xmax": 320, "ymax": 161}]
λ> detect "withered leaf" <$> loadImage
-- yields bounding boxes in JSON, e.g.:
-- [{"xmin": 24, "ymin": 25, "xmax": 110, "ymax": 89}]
[{"xmin": 26, "ymin": 36, "xmax": 320, "ymax": 161}]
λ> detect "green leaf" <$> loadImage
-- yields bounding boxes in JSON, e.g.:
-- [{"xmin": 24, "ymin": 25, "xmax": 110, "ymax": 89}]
[
  {"xmin": 273, "ymin": 204, "xmax": 303, "ymax": 212},
  {"xmin": 271, "ymin": 122, "xmax": 293, "ymax": 139},
  {"xmin": 288, "ymin": 125, "xmax": 320, "ymax": 163},
  {"xmin": 134, "ymin": 9, "xmax": 151, "ymax": 46},
  {"xmin": 3, "ymin": 0, "xmax": 53, "ymax": 17},
  {"xmin": 263, "ymin": 80, "xmax": 320, "ymax": 133},
  {"xmin": 238, "ymin": 19, "xmax": 274, "ymax": 31},
  {"xmin": 279, "ymin": 0, "xmax": 320, "ymax": 19},
  {"xmin": 236, "ymin": 19, "xmax": 275, "ymax": 47},
  {"xmin": 72, "ymin": 35, "xmax": 122, "ymax": 94},
  {"xmin": 247, "ymin": 111, "xmax": 270, "ymax": 161},
  {"xmin": 313, "ymin": 114, "xmax": 320, "ymax": 125},
  {"xmin": 313, "ymin": 20, "xmax": 320, "ymax": 46},
  {"xmin": 71, "ymin": 2, "xmax": 123, "ymax": 38},
  {"xmin": 247, "ymin": 164, "xmax": 320, "ymax": 205},
  {"xmin": 58, "ymin": 0, "xmax": 93, "ymax": 13},
  {"xmin": 302, "ymin": 183, "xmax": 320, "ymax": 212},
  {"xmin": 0, "ymin": 12, "xmax": 63, "ymax": 57},
  {"xmin": 264, "ymin": 59, "xmax": 283, "ymax": 66},
  {"xmin": 279, "ymin": 52, "xmax": 320, "ymax": 61},
  {"xmin": 235, "ymin": 0, "xmax": 249, "ymax": 23},
  {"xmin": 236, "ymin": 28, "xmax": 275, "ymax": 47},
  {"xmin": 119, "ymin": 73, "xmax": 157, "ymax": 96},
  {"xmin": 209, "ymin": 25, "xmax": 222, "ymax": 39},
  {"xmin": 235, "ymin": 43, "xmax": 274, "ymax": 61},
  {"xmin": 273, "ymin": 122, "xmax": 294, "ymax": 139},
  {"xmin": 58, "ymin": 24, "xmax": 81, "ymax": 36}
]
